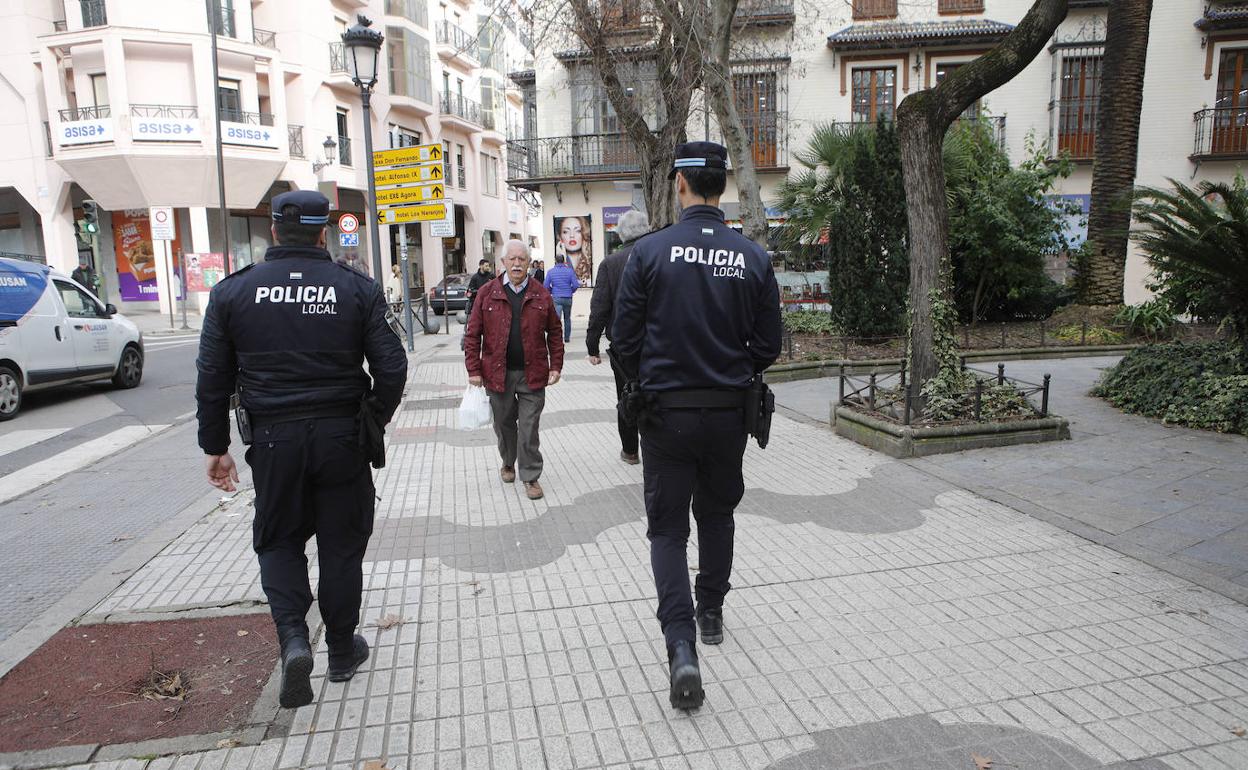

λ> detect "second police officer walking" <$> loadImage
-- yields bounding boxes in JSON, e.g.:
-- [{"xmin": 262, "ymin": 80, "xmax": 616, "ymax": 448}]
[
  {"xmin": 195, "ymin": 190, "xmax": 408, "ymax": 710},
  {"xmin": 612, "ymin": 142, "xmax": 782, "ymax": 710}
]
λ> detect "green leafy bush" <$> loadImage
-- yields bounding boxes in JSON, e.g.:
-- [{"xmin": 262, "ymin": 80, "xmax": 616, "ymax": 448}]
[
  {"xmin": 1093, "ymin": 341, "xmax": 1248, "ymax": 434},
  {"xmin": 944, "ymin": 124, "xmax": 1079, "ymax": 323},
  {"xmin": 1113, "ymin": 300, "xmax": 1176, "ymax": 341},
  {"xmin": 1054, "ymin": 325, "xmax": 1124, "ymax": 345},
  {"xmin": 783, "ymin": 310, "xmax": 838, "ymax": 335}
]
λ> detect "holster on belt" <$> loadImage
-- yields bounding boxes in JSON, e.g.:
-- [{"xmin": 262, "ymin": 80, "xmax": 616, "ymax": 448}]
[
  {"xmin": 358, "ymin": 394, "xmax": 387, "ymax": 469},
  {"xmin": 231, "ymin": 389, "xmax": 253, "ymax": 446},
  {"xmin": 745, "ymin": 374, "xmax": 775, "ymax": 450}
]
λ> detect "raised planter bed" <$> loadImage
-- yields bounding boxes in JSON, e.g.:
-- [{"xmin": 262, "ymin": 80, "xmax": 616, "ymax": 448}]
[{"xmin": 832, "ymin": 404, "xmax": 1070, "ymax": 458}]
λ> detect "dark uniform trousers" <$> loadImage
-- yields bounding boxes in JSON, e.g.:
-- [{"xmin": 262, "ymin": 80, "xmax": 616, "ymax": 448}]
[
  {"xmin": 641, "ymin": 406, "xmax": 748, "ymax": 650},
  {"xmin": 608, "ymin": 352, "xmax": 640, "ymax": 456},
  {"xmin": 247, "ymin": 416, "xmax": 375, "ymax": 653}
]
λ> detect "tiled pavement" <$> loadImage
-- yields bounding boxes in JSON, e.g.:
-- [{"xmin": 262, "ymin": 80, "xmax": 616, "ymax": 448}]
[
  {"xmin": 42, "ymin": 323, "xmax": 1248, "ymax": 770},
  {"xmin": 771, "ymin": 357, "xmax": 1248, "ymax": 602}
]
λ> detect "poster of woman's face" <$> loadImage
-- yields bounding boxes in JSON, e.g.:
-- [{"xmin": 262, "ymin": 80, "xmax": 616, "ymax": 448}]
[{"xmin": 554, "ymin": 215, "xmax": 594, "ymax": 285}]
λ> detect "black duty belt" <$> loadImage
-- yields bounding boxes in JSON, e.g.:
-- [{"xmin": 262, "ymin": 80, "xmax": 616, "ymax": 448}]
[
  {"xmin": 252, "ymin": 404, "xmax": 358, "ymax": 428},
  {"xmin": 650, "ymin": 389, "xmax": 747, "ymax": 410}
]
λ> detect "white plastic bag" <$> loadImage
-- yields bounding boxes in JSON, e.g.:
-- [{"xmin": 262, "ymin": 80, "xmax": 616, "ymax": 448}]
[{"xmin": 458, "ymin": 385, "xmax": 492, "ymax": 430}]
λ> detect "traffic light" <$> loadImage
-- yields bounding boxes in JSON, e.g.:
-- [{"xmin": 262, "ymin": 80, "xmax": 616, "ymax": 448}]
[{"xmin": 82, "ymin": 200, "xmax": 99, "ymax": 234}]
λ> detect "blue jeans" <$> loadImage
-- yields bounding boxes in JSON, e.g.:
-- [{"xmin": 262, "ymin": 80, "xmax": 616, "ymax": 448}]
[{"xmin": 554, "ymin": 297, "xmax": 573, "ymax": 341}]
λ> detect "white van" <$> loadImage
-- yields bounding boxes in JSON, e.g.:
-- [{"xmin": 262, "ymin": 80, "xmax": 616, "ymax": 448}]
[{"xmin": 0, "ymin": 257, "xmax": 144, "ymax": 421}]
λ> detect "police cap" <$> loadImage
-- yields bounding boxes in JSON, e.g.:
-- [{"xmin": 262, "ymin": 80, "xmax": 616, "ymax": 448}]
[
  {"xmin": 668, "ymin": 141, "xmax": 728, "ymax": 179},
  {"xmin": 271, "ymin": 190, "xmax": 331, "ymax": 226}
]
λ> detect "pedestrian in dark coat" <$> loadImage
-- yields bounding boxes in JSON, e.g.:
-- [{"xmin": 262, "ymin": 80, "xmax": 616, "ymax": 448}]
[{"xmin": 586, "ymin": 209, "xmax": 650, "ymax": 464}]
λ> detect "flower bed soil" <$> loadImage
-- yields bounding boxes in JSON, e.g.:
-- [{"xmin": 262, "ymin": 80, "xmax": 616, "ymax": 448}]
[{"xmin": 0, "ymin": 613, "xmax": 276, "ymax": 754}]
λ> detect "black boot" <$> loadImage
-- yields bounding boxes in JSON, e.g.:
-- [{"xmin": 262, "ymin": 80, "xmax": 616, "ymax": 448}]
[
  {"xmin": 327, "ymin": 634, "xmax": 370, "ymax": 682},
  {"xmin": 278, "ymin": 636, "xmax": 314, "ymax": 709},
  {"xmin": 668, "ymin": 640, "xmax": 704, "ymax": 710},
  {"xmin": 696, "ymin": 607, "xmax": 724, "ymax": 645}
]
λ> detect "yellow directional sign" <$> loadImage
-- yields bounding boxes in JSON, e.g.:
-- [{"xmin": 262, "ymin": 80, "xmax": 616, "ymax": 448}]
[
  {"xmin": 376, "ymin": 183, "xmax": 445, "ymax": 207},
  {"xmin": 374, "ymin": 164, "xmax": 444, "ymax": 187},
  {"xmin": 378, "ymin": 203, "xmax": 448, "ymax": 225},
  {"xmin": 372, "ymin": 143, "xmax": 443, "ymax": 168}
]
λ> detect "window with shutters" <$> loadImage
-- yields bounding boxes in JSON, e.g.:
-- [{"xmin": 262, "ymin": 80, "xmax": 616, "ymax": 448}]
[
  {"xmin": 853, "ymin": 0, "xmax": 897, "ymax": 21},
  {"xmin": 851, "ymin": 67, "xmax": 896, "ymax": 123}
]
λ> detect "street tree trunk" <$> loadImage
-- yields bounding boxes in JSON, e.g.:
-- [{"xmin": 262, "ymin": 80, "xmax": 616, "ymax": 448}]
[
  {"xmin": 1082, "ymin": 0, "xmax": 1153, "ymax": 306},
  {"xmin": 704, "ymin": 0, "xmax": 769, "ymax": 246},
  {"xmin": 898, "ymin": 0, "xmax": 1069, "ymax": 389}
]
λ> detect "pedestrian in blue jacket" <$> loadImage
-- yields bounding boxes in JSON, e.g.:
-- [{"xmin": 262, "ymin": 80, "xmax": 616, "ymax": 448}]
[{"xmin": 544, "ymin": 254, "xmax": 581, "ymax": 342}]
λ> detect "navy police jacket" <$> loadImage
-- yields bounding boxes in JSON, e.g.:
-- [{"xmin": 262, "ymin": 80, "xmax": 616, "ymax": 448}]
[
  {"xmin": 611, "ymin": 205, "xmax": 782, "ymax": 391},
  {"xmin": 195, "ymin": 244, "xmax": 408, "ymax": 455}
]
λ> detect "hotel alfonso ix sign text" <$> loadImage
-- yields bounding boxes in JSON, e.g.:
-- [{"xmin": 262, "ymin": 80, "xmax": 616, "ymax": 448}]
[{"xmin": 372, "ymin": 144, "xmax": 447, "ymax": 224}]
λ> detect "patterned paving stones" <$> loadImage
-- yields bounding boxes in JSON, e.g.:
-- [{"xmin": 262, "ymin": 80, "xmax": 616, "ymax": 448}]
[{"xmin": 47, "ymin": 329, "xmax": 1248, "ymax": 769}]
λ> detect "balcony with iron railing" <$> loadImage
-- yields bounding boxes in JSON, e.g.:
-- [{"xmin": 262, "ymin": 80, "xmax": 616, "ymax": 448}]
[
  {"xmin": 60, "ymin": 105, "xmax": 110, "ymax": 120},
  {"xmin": 338, "ymin": 136, "xmax": 353, "ymax": 166},
  {"xmin": 436, "ymin": 21, "xmax": 478, "ymax": 62},
  {"xmin": 253, "ymin": 27, "xmax": 276, "ymax": 48},
  {"xmin": 386, "ymin": 0, "xmax": 430, "ymax": 27},
  {"xmin": 220, "ymin": 110, "xmax": 275, "ymax": 126},
  {"xmin": 1191, "ymin": 107, "xmax": 1248, "ymax": 159},
  {"xmin": 707, "ymin": 112, "xmax": 790, "ymax": 170},
  {"xmin": 1052, "ymin": 99, "xmax": 1097, "ymax": 160},
  {"xmin": 505, "ymin": 133, "xmax": 645, "ymax": 186},
  {"xmin": 829, "ymin": 115, "xmax": 1006, "ymax": 146},
  {"xmin": 131, "ymin": 104, "xmax": 198, "ymax": 118},
  {"xmin": 330, "ymin": 42, "xmax": 348, "ymax": 74},
  {"xmin": 288, "ymin": 124, "xmax": 305, "ymax": 158},
  {"xmin": 938, "ymin": 0, "xmax": 985, "ymax": 13},
  {"xmin": 735, "ymin": 0, "xmax": 795, "ymax": 27},
  {"xmin": 80, "ymin": 0, "xmax": 106, "ymax": 28},
  {"xmin": 440, "ymin": 91, "xmax": 482, "ymax": 127}
]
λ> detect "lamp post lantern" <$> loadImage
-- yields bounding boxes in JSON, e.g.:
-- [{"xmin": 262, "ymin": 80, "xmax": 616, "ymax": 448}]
[{"xmin": 342, "ymin": 15, "xmax": 385, "ymax": 282}]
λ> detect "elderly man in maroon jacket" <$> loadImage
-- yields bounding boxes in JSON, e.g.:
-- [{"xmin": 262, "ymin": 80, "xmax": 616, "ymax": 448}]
[{"xmin": 464, "ymin": 239, "xmax": 564, "ymax": 500}]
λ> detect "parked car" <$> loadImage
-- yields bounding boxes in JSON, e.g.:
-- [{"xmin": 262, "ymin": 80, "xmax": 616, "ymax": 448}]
[
  {"xmin": 0, "ymin": 257, "xmax": 144, "ymax": 421},
  {"xmin": 429, "ymin": 273, "xmax": 469, "ymax": 314}
]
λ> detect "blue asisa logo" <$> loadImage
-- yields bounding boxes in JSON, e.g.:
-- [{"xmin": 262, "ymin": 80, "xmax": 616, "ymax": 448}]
[{"xmin": 0, "ymin": 266, "xmax": 48, "ymax": 324}]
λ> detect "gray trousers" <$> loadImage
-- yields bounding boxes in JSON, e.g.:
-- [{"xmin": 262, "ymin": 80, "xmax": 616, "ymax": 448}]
[{"xmin": 489, "ymin": 369, "xmax": 546, "ymax": 482}]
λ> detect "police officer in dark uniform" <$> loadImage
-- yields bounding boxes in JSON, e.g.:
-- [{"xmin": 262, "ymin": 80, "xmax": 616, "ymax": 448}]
[
  {"xmin": 195, "ymin": 190, "xmax": 408, "ymax": 709},
  {"xmin": 612, "ymin": 142, "xmax": 782, "ymax": 710}
]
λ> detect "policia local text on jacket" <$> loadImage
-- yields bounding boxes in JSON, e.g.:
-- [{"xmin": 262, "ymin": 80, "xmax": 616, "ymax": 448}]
[
  {"xmin": 612, "ymin": 149, "xmax": 782, "ymax": 710},
  {"xmin": 196, "ymin": 218, "xmax": 408, "ymax": 707}
]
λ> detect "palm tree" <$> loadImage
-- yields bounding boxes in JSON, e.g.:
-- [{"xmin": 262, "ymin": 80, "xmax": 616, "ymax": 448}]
[
  {"xmin": 1133, "ymin": 180, "xmax": 1248, "ymax": 354},
  {"xmin": 1082, "ymin": 0, "xmax": 1155, "ymax": 305}
]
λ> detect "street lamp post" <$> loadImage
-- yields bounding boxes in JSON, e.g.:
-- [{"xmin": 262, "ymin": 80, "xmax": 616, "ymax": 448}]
[{"xmin": 341, "ymin": 16, "xmax": 385, "ymax": 282}]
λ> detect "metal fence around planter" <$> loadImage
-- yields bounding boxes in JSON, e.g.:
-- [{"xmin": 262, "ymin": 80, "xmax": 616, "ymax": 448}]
[{"xmin": 838, "ymin": 363, "xmax": 1052, "ymax": 426}]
